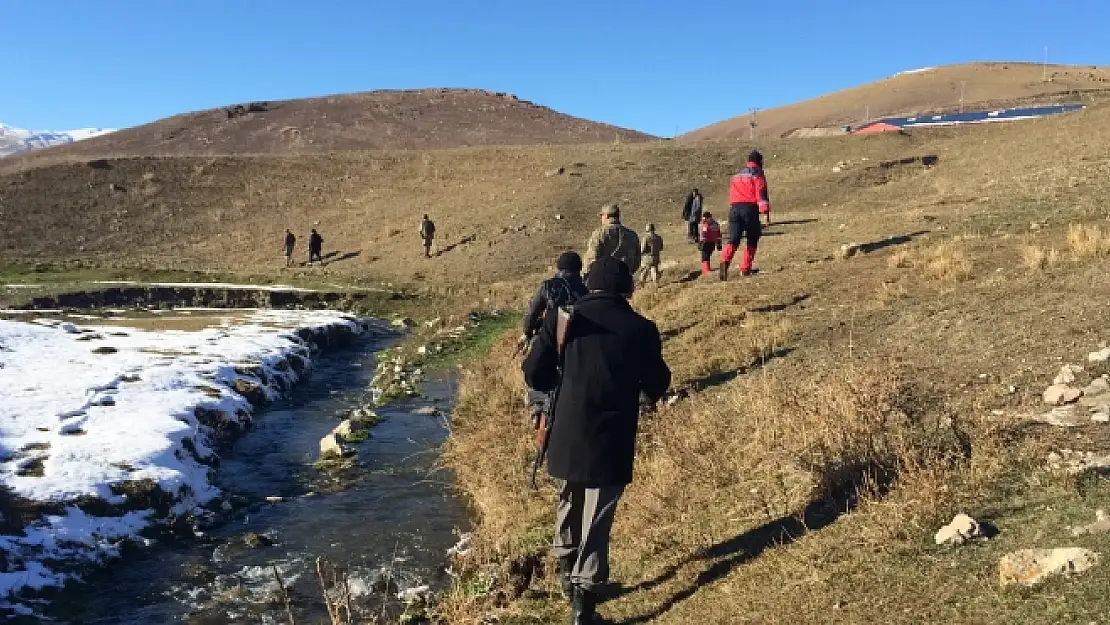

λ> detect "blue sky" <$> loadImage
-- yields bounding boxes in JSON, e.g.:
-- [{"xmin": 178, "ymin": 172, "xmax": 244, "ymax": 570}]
[{"xmin": 1, "ymin": 0, "xmax": 1106, "ymax": 137}]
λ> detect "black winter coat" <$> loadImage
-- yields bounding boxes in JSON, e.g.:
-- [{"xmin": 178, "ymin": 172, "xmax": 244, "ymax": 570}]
[
  {"xmin": 522, "ymin": 272, "xmax": 588, "ymax": 337},
  {"xmin": 522, "ymin": 292, "xmax": 671, "ymax": 486}
]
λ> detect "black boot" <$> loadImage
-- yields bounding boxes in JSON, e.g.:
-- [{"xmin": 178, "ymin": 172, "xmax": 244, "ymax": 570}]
[
  {"xmin": 557, "ymin": 556, "xmax": 575, "ymax": 602},
  {"xmin": 572, "ymin": 585, "xmax": 598, "ymax": 624}
]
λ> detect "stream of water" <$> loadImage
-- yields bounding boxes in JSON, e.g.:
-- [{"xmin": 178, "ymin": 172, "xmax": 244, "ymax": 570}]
[{"xmin": 54, "ymin": 336, "xmax": 466, "ymax": 624}]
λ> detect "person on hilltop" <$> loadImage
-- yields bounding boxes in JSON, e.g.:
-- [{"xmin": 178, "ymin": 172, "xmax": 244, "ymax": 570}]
[
  {"xmin": 639, "ymin": 223, "xmax": 663, "ymax": 287},
  {"xmin": 307, "ymin": 228, "xmax": 324, "ymax": 265},
  {"xmin": 681, "ymin": 188, "xmax": 703, "ymax": 243},
  {"xmin": 419, "ymin": 214, "xmax": 436, "ymax": 258},
  {"xmin": 720, "ymin": 150, "xmax": 771, "ymax": 280},
  {"xmin": 698, "ymin": 210, "xmax": 722, "ymax": 276},
  {"xmin": 519, "ymin": 251, "xmax": 589, "ymax": 431},
  {"xmin": 522, "ymin": 256, "xmax": 671, "ymax": 624},
  {"xmin": 283, "ymin": 229, "xmax": 297, "ymax": 267},
  {"xmin": 583, "ymin": 204, "xmax": 641, "ymax": 277}
]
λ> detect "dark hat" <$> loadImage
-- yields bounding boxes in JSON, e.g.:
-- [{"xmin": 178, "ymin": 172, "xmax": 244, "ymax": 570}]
[
  {"xmin": 703, "ymin": 211, "xmax": 712, "ymax": 219},
  {"xmin": 585, "ymin": 257, "xmax": 634, "ymax": 295},
  {"xmin": 748, "ymin": 150, "xmax": 764, "ymax": 166},
  {"xmin": 556, "ymin": 251, "xmax": 583, "ymax": 273}
]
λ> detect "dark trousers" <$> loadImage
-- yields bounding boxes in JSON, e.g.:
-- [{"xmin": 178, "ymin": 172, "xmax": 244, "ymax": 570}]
[
  {"xmin": 699, "ymin": 241, "xmax": 717, "ymax": 262},
  {"xmin": 309, "ymin": 248, "xmax": 322, "ymax": 263},
  {"xmin": 727, "ymin": 203, "xmax": 762, "ymax": 247},
  {"xmin": 687, "ymin": 220, "xmax": 699, "ymax": 241},
  {"xmin": 553, "ymin": 480, "xmax": 625, "ymax": 591}
]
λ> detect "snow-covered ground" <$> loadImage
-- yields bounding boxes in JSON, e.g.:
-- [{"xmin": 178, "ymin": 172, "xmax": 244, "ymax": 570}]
[
  {"xmin": 0, "ymin": 310, "xmax": 377, "ymax": 611},
  {"xmin": 0, "ymin": 122, "xmax": 115, "ymax": 157}
]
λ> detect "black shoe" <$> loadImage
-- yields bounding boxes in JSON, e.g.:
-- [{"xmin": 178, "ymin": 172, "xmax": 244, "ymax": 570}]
[
  {"xmin": 572, "ymin": 586, "xmax": 598, "ymax": 625},
  {"xmin": 719, "ymin": 262, "xmax": 729, "ymax": 282},
  {"xmin": 558, "ymin": 556, "xmax": 575, "ymax": 603}
]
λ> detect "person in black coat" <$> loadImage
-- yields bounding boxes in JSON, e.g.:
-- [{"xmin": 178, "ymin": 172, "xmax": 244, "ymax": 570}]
[
  {"xmin": 308, "ymin": 229, "xmax": 324, "ymax": 264},
  {"xmin": 522, "ymin": 256, "xmax": 671, "ymax": 624},
  {"xmin": 521, "ymin": 251, "xmax": 589, "ymax": 341}
]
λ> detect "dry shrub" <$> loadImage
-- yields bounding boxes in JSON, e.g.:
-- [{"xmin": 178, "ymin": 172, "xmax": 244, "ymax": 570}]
[
  {"xmin": 922, "ymin": 243, "xmax": 973, "ymax": 282},
  {"xmin": 873, "ymin": 280, "xmax": 908, "ymax": 307},
  {"xmin": 1067, "ymin": 223, "xmax": 1110, "ymax": 259},
  {"xmin": 620, "ymin": 363, "xmax": 961, "ymax": 559},
  {"xmin": 887, "ymin": 249, "xmax": 914, "ymax": 269},
  {"xmin": 1020, "ymin": 242, "xmax": 1061, "ymax": 271},
  {"xmin": 673, "ymin": 312, "xmax": 793, "ymax": 386}
]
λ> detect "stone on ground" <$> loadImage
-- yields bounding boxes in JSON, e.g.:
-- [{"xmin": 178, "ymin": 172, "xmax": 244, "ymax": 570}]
[
  {"xmin": 1072, "ymin": 510, "xmax": 1110, "ymax": 537},
  {"xmin": 1088, "ymin": 347, "xmax": 1110, "ymax": 363},
  {"xmin": 998, "ymin": 548, "xmax": 1100, "ymax": 587},
  {"xmin": 1082, "ymin": 376, "xmax": 1110, "ymax": 397},
  {"xmin": 1054, "ymin": 364, "xmax": 1084, "ymax": 386},
  {"xmin": 319, "ymin": 433, "xmax": 354, "ymax": 459},
  {"xmin": 1043, "ymin": 384, "xmax": 1083, "ymax": 406},
  {"xmin": 1036, "ymin": 405, "xmax": 1088, "ymax": 427},
  {"xmin": 935, "ymin": 513, "xmax": 986, "ymax": 546},
  {"xmin": 331, "ymin": 418, "xmax": 365, "ymax": 440},
  {"xmin": 1047, "ymin": 449, "xmax": 1110, "ymax": 474}
]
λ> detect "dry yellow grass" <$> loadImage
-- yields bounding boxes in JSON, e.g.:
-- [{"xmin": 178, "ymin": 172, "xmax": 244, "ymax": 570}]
[
  {"xmin": 1021, "ymin": 241, "xmax": 1062, "ymax": 271},
  {"xmin": 1067, "ymin": 222, "xmax": 1110, "ymax": 258},
  {"xmin": 922, "ymin": 243, "xmax": 973, "ymax": 282}
]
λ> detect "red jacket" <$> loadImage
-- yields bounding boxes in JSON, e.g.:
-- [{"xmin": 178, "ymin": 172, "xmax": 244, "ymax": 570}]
[
  {"xmin": 729, "ymin": 161, "xmax": 771, "ymax": 215},
  {"xmin": 699, "ymin": 217, "xmax": 721, "ymax": 243}
]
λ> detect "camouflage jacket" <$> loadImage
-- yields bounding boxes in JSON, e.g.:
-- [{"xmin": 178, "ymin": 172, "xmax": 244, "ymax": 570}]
[
  {"xmin": 584, "ymin": 223, "xmax": 641, "ymax": 273},
  {"xmin": 641, "ymin": 233, "xmax": 663, "ymax": 264}
]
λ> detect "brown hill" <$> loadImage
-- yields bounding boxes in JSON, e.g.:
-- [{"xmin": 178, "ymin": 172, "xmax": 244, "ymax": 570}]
[
  {"xmin": 18, "ymin": 88, "xmax": 654, "ymax": 159},
  {"xmin": 685, "ymin": 62, "xmax": 1110, "ymax": 140}
]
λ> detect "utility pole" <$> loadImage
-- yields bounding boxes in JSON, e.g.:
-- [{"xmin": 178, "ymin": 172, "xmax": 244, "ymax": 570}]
[
  {"xmin": 959, "ymin": 80, "xmax": 967, "ymax": 113},
  {"xmin": 864, "ymin": 105, "xmax": 870, "ymax": 124},
  {"xmin": 1043, "ymin": 46, "xmax": 1049, "ymax": 82},
  {"xmin": 749, "ymin": 108, "xmax": 758, "ymax": 140}
]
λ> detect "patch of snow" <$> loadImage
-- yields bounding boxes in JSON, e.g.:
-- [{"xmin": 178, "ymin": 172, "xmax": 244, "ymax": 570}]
[
  {"xmin": 895, "ymin": 67, "xmax": 935, "ymax": 76},
  {"xmin": 0, "ymin": 122, "xmax": 116, "ymax": 158},
  {"xmin": 0, "ymin": 310, "xmax": 369, "ymax": 608}
]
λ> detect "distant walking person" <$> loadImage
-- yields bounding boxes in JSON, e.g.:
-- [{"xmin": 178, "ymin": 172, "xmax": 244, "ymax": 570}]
[
  {"xmin": 583, "ymin": 204, "xmax": 641, "ymax": 276},
  {"xmin": 698, "ymin": 211, "xmax": 722, "ymax": 276},
  {"xmin": 283, "ymin": 229, "xmax": 296, "ymax": 267},
  {"xmin": 681, "ymin": 188, "xmax": 703, "ymax": 243},
  {"xmin": 419, "ymin": 214, "xmax": 436, "ymax": 258},
  {"xmin": 522, "ymin": 257, "xmax": 670, "ymax": 624},
  {"xmin": 720, "ymin": 151, "xmax": 771, "ymax": 280},
  {"xmin": 308, "ymin": 229, "xmax": 324, "ymax": 265},
  {"xmin": 638, "ymin": 223, "xmax": 663, "ymax": 287}
]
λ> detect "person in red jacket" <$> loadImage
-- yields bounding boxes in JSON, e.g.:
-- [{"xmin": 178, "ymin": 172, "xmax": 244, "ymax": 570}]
[
  {"xmin": 698, "ymin": 211, "xmax": 722, "ymax": 276},
  {"xmin": 720, "ymin": 150, "xmax": 771, "ymax": 280}
]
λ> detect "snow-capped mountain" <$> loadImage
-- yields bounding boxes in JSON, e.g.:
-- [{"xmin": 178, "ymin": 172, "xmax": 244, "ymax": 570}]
[{"xmin": 0, "ymin": 122, "xmax": 116, "ymax": 157}]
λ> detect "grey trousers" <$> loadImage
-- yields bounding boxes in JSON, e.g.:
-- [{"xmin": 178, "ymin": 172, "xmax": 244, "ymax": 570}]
[{"xmin": 553, "ymin": 480, "xmax": 625, "ymax": 590}]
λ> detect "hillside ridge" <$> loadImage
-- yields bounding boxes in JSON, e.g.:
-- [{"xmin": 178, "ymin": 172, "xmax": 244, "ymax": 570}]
[
  {"xmin": 685, "ymin": 61, "xmax": 1110, "ymax": 140},
  {"xmin": 13, "ymin": 87, "xmax": 655, "ymax": 159}
]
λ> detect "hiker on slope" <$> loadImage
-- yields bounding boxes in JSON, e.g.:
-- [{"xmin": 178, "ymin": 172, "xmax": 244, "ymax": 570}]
[
  {"xmin": 521, "ymin": 251, "xmax": 589, "ymax": 346},
  {"xmin": 583, "ymin": 204, "xmax": 641, "ymax": 277},
  {"xmin": 698, "ymin": 211, "xmax": 722, "ymax": 276},
  {"xmin": 419, "ymin": 214, "xmax": 436, "ymax": 258},
  {"xmin": 639, "ymin": 223, "xmax": 663, "ymax": 287},
  {"xmin": 519, "ymin": 251, "xmax": 589, "ymax": 428},
  {"xmin": 522, "ymin": 257, "xmax": 671, "ymax": 624},
  {"xmin": 283, "ymin": 229, "xmax": 296, "ymax": 267},
  {"xmin": 720, "ymin": 150, "xmax": 771, "ymax": 280},
  {"xmin": 308, "ymin": 229, "xmax": 324, "ymax": 265},
  {"xmin": 681, "ymin": 188, "xmax": 703, "ymax": 243}
]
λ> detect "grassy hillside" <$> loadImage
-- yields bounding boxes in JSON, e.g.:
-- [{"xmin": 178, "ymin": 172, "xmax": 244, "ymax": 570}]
[
  {"xmin": 5, "ymin": 88, "xmax": 652, "ymax": 161},
  {"xmin": 4, "ymin": 93, "xmax": 1110, "ymax": 623},
  {"xmin": 684, "ymin": 62, "xmax": 1110, "ymax": 140},
  {"xmin": 435, "ymin": 103, "xmax": 1110, "ymax": 623}
]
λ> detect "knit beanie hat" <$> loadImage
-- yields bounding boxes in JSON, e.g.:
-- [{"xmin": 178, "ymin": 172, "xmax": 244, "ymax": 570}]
[
  {"xmin": 556, "ymin": 251, "xmax": 583, "ymax": 273},
  {"xmin": 585, "ymin": 257, "xmax": 634, "ymax": 295}
]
